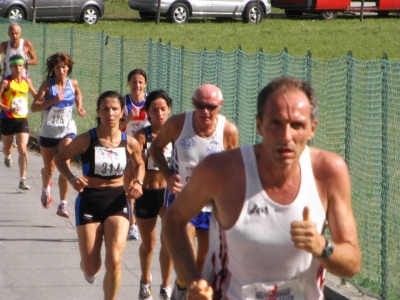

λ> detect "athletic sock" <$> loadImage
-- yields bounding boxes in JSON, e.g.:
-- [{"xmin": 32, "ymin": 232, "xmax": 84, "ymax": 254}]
[{"xmin": 177, "ymin": 278, "xmax": 186, "ymax": 288}]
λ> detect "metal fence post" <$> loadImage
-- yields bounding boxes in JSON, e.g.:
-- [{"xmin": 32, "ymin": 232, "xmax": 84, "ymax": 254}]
[
  {"xmin": 120, "ymin": 36, "xmax": 124, "ymax": 95},
  {"xmin": 283, "ymin": 47, "xmax": 288, "ymax": 77},
  {"xmin": 380, "ymin": 52, "xmax": 389, "ymax": 300},
  {"xmin": 69, "ymin": 27, "xmax": 74, "ymax": 59},
  {"xmin": 99, "ymin": 30, "xmax": 105, "ymax": 95}
]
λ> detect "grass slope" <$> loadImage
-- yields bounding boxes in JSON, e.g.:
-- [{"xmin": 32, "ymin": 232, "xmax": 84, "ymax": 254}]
[{"xmin": 47, "ymin": 2, "xmax": 400, "ymax": 62}]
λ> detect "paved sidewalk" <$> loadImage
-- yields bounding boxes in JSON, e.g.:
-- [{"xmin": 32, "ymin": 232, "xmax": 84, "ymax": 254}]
[{"xmin": 0, "ymin": 141, "xmax": 166, "ymax": 300}]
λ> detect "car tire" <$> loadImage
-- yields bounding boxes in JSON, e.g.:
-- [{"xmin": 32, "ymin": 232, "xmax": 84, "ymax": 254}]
[
  {"xmin": 7, "ymin": 6, "xmax": 25, "ymax": 22},
  {"xmin": 82, "ymin": 6, "xmax": 99, "ymax": 25},
  {"xmin": 284, "ymin": 10, "xmax": 303, "ymax": 17},
  {"xmin": 242, "ymin": 2, "xmax": 264, "ymax": 23},
  {"xmin": 167, "ymin": 3, "xmax": 189, "ymax": 24},
  {"xmin": 139, "ymin": 11, "xmax": 157, "ymax": 21},
  {"xmin": 319, "ymin": 11, "xmax": 338, "ymax": 20}
]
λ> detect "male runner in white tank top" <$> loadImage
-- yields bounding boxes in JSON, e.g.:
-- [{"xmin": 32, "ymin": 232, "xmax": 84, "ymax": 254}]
[
  {"xmin": 0, "ymin": 24, "xmax": 38, "ymax": 78},
  {"xmin": 162, "ymin": 77, "xmax": 361, "ymax": 300},
  {"xmin": 150, "ymin": 84, "xmax": 238, "ymax": 298}
]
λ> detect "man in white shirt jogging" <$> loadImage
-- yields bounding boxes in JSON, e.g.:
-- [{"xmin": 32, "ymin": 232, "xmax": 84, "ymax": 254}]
[{"xmin": 162, "ymin": 77, "xmax": 361, "ymax": 300}]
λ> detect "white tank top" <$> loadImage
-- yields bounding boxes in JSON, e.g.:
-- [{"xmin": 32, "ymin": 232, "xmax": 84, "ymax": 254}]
[
  {"xmin": 4, "ymin": 39, "xmax": 28, "ymax": 77},
  {"xmin": 171, "ymin": 110, "xmax": 225, "ymax": 211},
  {"xmin": 202, "ymin": 145, "xmax": 327, "ymax": 300}
]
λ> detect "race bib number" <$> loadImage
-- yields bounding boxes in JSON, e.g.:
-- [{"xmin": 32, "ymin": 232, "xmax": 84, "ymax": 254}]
[
  {"xmin": 12, "ymin": 97, "xmax": 28, "ymax": 116},
  {"xmin": 179, "ymin": 160, "xmax": 196, "ymax": 187},
  {"xmin": 147, "ymin": 143, "xmax": 172, "ymax": 171},
  {"xmin": 242, "ymin": 278, "xmax": 306, "ymax": 300},
  {"xmin": 47, "ymin": 106, "xmax": 69, "ymax": 127},
  {"xmin": 94, "ymin": 147, "xmax": 126, "ymax": 177},
  {"xmin": 126, "ymin": 120, "xmax": 149, "ymax": 137}
]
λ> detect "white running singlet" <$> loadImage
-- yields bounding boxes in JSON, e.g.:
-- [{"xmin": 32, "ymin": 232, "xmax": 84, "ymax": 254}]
[
  {"xmin": 171, "ymin": 110, "xmax": 225, "ymax": 211},
  {"xmin": 202, "ymin": 145, "xmax": 327, "ymax": 300},
  {"xmin": 4, "ymin": 40, "xmax": 28, "ymax": 77}
]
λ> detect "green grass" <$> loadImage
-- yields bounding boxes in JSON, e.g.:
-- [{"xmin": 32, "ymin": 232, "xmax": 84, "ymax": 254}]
[{"xmin": 46, "ymin": 1, "xmax": 400, "ymax": 62}]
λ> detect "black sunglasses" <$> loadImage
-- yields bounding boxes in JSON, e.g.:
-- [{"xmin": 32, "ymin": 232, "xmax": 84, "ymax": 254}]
[{"xmin": 192, "ymin": 99, "xmax": 221, "ymax": 111}]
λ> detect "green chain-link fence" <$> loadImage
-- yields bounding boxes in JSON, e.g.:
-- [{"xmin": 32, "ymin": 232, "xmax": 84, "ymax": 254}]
[{"xmin": 1, "ymin": 19, "xmax": 398, "ymax": 300}]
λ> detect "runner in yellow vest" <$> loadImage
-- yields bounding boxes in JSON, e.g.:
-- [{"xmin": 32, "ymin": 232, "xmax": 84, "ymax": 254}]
[{"xmin": 0, "ymin": 54, "xmax": 37, "ymax": 190}]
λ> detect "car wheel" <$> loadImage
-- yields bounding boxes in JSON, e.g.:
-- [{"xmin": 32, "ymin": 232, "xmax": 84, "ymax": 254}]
[
  {"xmin": 243, "ymin": 2, "xmax": 264, "ymax": 23},
  {"xmin": 139, "ymin": 11, "xmax": 156, "ymax": 21},
  {"xmin": 82, "ymin": 6, "xmax": 99, "ymax": 25},
  {"xmin": 168, "ymin": 3, "xmax": 189, "ymax": 24},
  {"xmin": 7, "ymin": 6, "xmax": 25, "ymax": 22},
  {"xmin": 284, "ymin": 10, "xmax": 303, "ymax": 17},
  {"xmin": 319, "ymin": 11, "xmax": 338, "ymax": 20}
]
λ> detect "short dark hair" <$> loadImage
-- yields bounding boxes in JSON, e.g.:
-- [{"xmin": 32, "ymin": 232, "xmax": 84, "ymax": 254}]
[
  {"xmin": 144, "ymin": 89, "xmax": 172, "ymax": 111},
  {"xmin": 9, "ymin": 54, "xmax": 24, "ymax": 64},
  {"xmin": 96, "ymin": 91, "xmax": 124, "ymax": 126},
  {"xmin": 127, "ymin": 68, "xmax": 147, "ymax": 83},
  {"xmin": 144, "ymin": 89, "xmax": 172, "ymax": 123},
  {"xmin": 257, "ymin": 77, "xmax": 318, "ymax": 121}
]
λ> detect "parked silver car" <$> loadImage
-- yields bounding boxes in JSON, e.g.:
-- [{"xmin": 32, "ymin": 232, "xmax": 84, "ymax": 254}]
[
  {"xmin": 128, "ymin": 0, "xmax": 271, "ymax": 24},
  {"xmin": 0, "ymin": 0, "xmax": 104, "ymax": 25}
]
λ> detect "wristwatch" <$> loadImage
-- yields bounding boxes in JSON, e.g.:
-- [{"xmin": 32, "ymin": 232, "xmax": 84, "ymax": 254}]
[
  {"xmin": 319, "ymin": 237, "xmax": 334, "ymax": 259},
  {"xmin": 134, "ymin": 179, "xmax": 143, "ymax": 186}
]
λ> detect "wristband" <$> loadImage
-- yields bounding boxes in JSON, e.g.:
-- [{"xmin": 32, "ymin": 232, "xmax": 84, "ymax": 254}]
[{"xmin": 69, "ymin": 176, "xmax": 78, "ymax": 183}]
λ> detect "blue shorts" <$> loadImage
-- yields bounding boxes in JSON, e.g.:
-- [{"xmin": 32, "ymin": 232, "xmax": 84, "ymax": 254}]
[
  {"xmin": 39, "ymin": 133, "xmax": 76, "ymax": 148},
  {"xmin": 190, "ymin": 211, "xmax": 211, "ymax": 230},
  {"xmin": 163, "ymin": 188, "xmax": 176, "ymax": 207}
]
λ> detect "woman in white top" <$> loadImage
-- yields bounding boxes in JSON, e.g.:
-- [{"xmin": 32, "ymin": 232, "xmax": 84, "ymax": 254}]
[{"xmin": 31, "ymin": 52, "xmax": 86, "ymax": 218}]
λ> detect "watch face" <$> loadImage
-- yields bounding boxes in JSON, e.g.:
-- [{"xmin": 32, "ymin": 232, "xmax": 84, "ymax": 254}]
[{"xmin": 323, "ymin": 241, "xmax": 334, "ymax": 258}]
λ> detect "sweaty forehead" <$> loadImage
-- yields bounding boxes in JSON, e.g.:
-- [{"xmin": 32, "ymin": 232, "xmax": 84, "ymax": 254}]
[{"xmin": 265, "ymin": 89, "xmax": 311, "ymax": 115}]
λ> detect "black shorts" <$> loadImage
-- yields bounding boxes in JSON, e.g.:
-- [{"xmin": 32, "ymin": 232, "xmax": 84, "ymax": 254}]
[
  {"xmin": 0, "ymin": 118, "xmax": 29, "ymax": 135},
  {"xmin": 39, "ymin": 133, "xmax": 76, "ymax": 148},
  {"xmin": 75, "ymin": 186, "xmax": 130, "ymax": 226},
  {"xmin": 134, "ymin": 188, "xmax": 165, "ymax": 219}
]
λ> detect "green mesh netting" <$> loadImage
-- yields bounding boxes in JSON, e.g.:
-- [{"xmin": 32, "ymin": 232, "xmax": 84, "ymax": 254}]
[{"xmin": 1, "ymin": 19, "xmax": 398, "ymax": 300}]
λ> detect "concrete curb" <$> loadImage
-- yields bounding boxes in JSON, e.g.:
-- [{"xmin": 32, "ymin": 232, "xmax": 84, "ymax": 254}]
[{"xmin": 325, "ymin": 274, "xmax": 378, "ymax": 300}]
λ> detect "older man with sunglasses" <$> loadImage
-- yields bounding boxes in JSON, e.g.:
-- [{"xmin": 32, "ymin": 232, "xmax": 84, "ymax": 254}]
[{"xmin": 149, "ymin": 83, "xmax": 238, "ymax": 299}]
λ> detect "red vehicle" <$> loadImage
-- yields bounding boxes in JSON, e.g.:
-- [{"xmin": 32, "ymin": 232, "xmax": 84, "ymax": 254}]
[{"xmin": 270, "ymin": 0, "xmax": 399, "ymax": 19}]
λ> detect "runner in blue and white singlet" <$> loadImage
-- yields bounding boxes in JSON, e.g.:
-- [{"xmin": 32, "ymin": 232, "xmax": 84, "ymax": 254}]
[{"xmin": 31, "ymin": 52, "xmax": 86, "ymax": 219}]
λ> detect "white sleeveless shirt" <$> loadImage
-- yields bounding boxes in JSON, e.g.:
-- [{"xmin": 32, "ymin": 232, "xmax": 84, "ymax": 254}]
[
  {"xmin": 4, "ymin": 39, "xmax": 28, "ymax": 77},
  {"xmin": 172, "ymin": 110, "xmax": 225, "ymax": 211},
  {"xmin": 202, "ymin": 145, "xmax": 327, "ymax": 300}
]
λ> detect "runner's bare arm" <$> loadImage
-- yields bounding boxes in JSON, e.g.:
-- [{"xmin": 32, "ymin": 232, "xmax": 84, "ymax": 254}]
[
  {"xmin": 149, "ymin": 114, "xmax": 184, "ymax": 193},
  {"xmin": 27, "ymin": 78, "xmax": 37, "ymax": 98},
  {"xmin": 291, "ymin": 151, "xmax": 361, "ymax": 277},
  {"xmin": 223, "ymin": 120, "xmax": 239, "ymax": 150},
  {"xmin": 162, "ymin": 157, "xmax": 216, "ymax": 294},
  {"xmin": 54, "ymin": 133, "xmax": 91, "ymax": 192},
  {"xmin": 25, "ymin": 40, "xmax": 38, "ymax": 65},
  {"xmin": 72, "ymin": 79, "xmax": 86, "ymax": 116},
  {"xmin": 31, "ymin": 80, "xmax": 60, "ymax": 112}
]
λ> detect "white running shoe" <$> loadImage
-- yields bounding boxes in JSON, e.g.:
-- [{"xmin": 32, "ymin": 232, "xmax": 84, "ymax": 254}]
[
  {"xmin": 128, "ymin": 223, "xmax": 139, "ymax": 240},
  {"xmin": 139, "ymin": 274, "xmax": 152, "ymax": 300},
  {"xmin": 159, "ymin": 285, "xmax": 173, "ymax": 300}
]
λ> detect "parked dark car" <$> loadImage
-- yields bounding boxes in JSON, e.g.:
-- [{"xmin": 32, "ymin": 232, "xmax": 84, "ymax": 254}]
[{"xmin": 0, "ymin": 0, "xmax": 104, "ymax": 25}]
